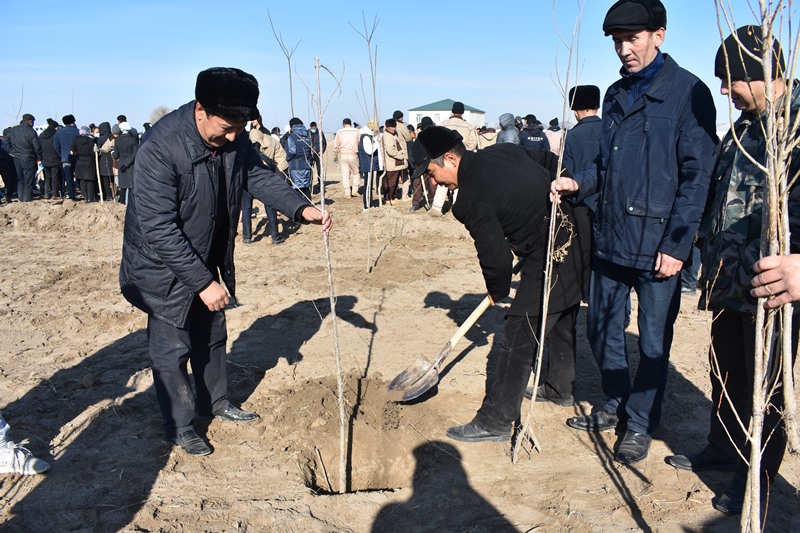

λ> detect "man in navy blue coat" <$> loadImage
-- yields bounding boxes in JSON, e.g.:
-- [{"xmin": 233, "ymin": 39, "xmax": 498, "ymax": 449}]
[{"xmin": 552, "ymin": 0, "xmax": 718, "ymax": 464}]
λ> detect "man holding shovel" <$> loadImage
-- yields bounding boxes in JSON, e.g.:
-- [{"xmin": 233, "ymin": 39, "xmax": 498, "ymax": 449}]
[{"xmin": 411, "ymin": 126, "xmax": 590, "ymax": 442}]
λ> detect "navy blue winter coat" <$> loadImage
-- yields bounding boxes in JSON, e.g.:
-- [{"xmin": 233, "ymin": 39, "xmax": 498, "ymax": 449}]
[
  {"xmin": 575, "ymin": 54, "xmax": 718, "ymax": 270},
  {"xmin": 53, "ymin": 124, "xmax": 79, "ymax": 163}
]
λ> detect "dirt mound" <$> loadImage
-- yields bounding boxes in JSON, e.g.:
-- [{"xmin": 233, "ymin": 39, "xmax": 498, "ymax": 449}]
[{"xmin": 1, "ymin": 201, "xmax": 126, "ymax": 233}]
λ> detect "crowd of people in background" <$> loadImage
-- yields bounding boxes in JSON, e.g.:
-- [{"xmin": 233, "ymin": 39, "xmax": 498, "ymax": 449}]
[{"xmin": 0, "ymin": 113, "xmax": 145, "ymax": 205}]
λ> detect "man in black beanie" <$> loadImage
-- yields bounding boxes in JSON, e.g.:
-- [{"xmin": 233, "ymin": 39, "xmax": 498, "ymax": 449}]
[
  {"xmin": 120, "ymin": 67, "xmax": 331, "ymax": 456},
  {"xmin": 665, "ymin": 25, "xmax": 798, "ymax": 515},
  {"xmin": 552, "ymin": 0, "xmax": 718, "ymax": 465},
  {"xmin": 411, "ymin": 127, "xmax": 590, "ymax": 444}
]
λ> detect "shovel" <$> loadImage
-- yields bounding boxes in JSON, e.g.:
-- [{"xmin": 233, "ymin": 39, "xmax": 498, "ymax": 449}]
[{"xmin": 388, "ymin": 260, "xmax": 524, "ymax": 401}]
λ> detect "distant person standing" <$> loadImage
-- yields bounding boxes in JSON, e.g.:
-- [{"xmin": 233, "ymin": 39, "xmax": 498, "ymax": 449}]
[
  {"xmin": 112, "ymin": 122, "xmax": 139, "ymax": 204},
  {"xmin": 393, "ymin": 110, "xmax": 413, "ymax": 200},
  {"xmin": 4, "ymin": 114, "xmax": 42, "ymax": 202},
  {"xmin": 39, "ymin": 118, "xmax": 62, "ymax": 199},
  {"xmin": 518, "ymin": 114, "xmax": 550, "ymax": 152},
  {"xmin": 285, "ymin": 117, "xmax": 314, "ymax": 199},
  {"xmin": 54, "ymin": 114, "xmax": 79, "ymax": 201},
  {"xmin": 561, "ymin": 86, "xmax": 602, "ymax": 176},
  {"xmin": 544, "ymin": 118, "xmax": 564, "ymax": 156},
  {"xmin": 440, "ymin": 101, "xmax": 478, "ymax": 151},
  {"xmin": 333, "ymin": 118, "xmax": 360, "ymax": 198},
  {"xmin": 308, "ymin": 121, "xmax": 327, "ymax": 185},
  {"xmin": 71, "ymin": 126, "xmax": 99, "ymax": 202},
  {"xmin": 382, "ymin": 118, "xmax": 407, "ymax": 203},
  {"xmin": 497, "ymin": 113, "xmax": 520, "ymax": 145}
]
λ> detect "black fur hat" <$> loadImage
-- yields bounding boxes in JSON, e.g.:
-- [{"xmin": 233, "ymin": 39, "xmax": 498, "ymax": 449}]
[
  {"xmin": 569, "ymin": 85, "xmax": 601, "ymax": 110},
  {"xmin": 715, "ymin": 25, "xmax": 785, "ymax": 82},
  {"xmin": 410, "ymin": 126, "xmax": 463, "ymax": 180},
  {"xmin": 451, "ymin": 101, "xmax": 465, "ymax": 114},
  {"xmin": 603, "ymin": 0, "xmax": 666, "ymax": 36},
  {"xmin": 195, "ymin": 67, "xmax": 259, "ymax": 122}
]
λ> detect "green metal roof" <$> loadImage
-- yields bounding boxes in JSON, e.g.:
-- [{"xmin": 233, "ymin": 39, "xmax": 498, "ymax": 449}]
[{"xmin": 408, "ymin": 98, "xmax": 485, "ymax": 113}]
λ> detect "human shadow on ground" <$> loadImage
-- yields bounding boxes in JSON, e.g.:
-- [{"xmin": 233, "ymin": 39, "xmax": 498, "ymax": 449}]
[
  {"xmin": 371, "ymin": 441, "xmax": 517, "ymax": 532},
  {"xmin": 0, "ymin": 329, "xmax": 169, "ymax": 532},
  {"xmin": 226, "ymin": 295, "xmax": 375, "ymax": 409}
]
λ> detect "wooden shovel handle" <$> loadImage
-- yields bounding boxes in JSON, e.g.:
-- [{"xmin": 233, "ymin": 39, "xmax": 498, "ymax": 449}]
[{"xmin": 446, "ymin": 296, "xmax": 492, "ymax": 351}]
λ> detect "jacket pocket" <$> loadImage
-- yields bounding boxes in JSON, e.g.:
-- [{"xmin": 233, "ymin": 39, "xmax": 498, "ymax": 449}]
[
  {"xmin": 126, "ymin": 247, "xmax": 177, "ymax": 299},
  {"xmin": 625, "ymin": 197, "xmax": 672, "ymax": 220},
  {"xmin": 624, "ymin": 197, "xmax": 672, "ymax": 257}
]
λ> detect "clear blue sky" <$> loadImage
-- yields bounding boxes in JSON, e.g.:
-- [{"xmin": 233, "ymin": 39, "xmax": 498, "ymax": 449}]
[{"xmin": 0, "ymin": 1, "xmax": 775, "ymax": 132}]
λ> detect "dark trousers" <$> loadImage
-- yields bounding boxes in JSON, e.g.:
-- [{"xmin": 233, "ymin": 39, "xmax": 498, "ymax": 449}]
[
  {"xmin": 708, "ymin": 310, "xmax": 797, "ymax": 479},
  {"xmin": 147, "ymin": 298, "xmax": 230, "ymax": 439},
  {"xmin": 587, "ymin": 257, "xmax": 681, "ymax": 435},
  {"xmin": 0, "ymin": 158, "xmax": 17, "ymax": 197},
  {"xmin": 241, "ymin": 190, "xmax": 279, "ymax": 241},
  {"xmin": 99, "ymin": 174, "xmax": 113, "ymax": 201},
  {"xmin": 62, "ymin": 162, "xmax": 76, "ymax": 199},
  {"xmin": 14, "ymin": 158, "xmax": 36, "ymax": 202},
  {"xmin": 383, "ymin": 170, "xmax": 401, "ymax": 202},
  {"xmin": 475, "ymin": 311, "xmax": 565, "ymax": 432},
  {"xmin": 80, "ymin": 179, "xmax": 97, "ymax": 202},
  {"xmin": 540, "ymin": 304, "xmax": 579, "ymax": 400},
  {"xmin": 44, "ymin": 165, "xmax": 62, "ymax": 197},
  {"xmin": 411, "ymin": 175, "xmax": 434, "ymax": 208}
]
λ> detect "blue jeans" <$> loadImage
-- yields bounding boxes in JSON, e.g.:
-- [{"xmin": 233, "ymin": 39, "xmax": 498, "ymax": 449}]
[
  {"xmin": 61, "ymin": 161, "xmax": 76, "ymax": 199},
  {"xmin": 587, "ymin": 257, "xmax": 681, "ymax": 435}
]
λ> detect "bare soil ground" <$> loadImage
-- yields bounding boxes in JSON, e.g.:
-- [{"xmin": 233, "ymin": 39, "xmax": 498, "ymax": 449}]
[{"xmin": 1, "ymin": 165, "xmax": 799, "ymax": 532}]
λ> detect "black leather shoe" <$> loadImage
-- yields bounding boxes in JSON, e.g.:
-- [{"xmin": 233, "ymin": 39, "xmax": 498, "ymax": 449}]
[
  {"xmin": 215, "ymin": 405, "xmax": 259, "ymax": 423},
  {"xmin": 170, "ymin": 429, "xmax": 212, "ymax": 456},
  {"xmin": 713, "ymin": 472, "xmax": 746, "ymax": 515},
  {"xmin": 446, "ymin": 419, "xmax": 511, "ymax": 443},
  {"xmin": 523, "ymin": 385, "xmax": 574, "ymax": 406},
  {"xmin": 665, "ymin": 446, "xmax": 738, "ymax": 472},
  {"xmin": 567, "ymin": 410, "xmax": 619, "ymax": 432},
  {"xmin": 615, "ymin": 430, "xmax": 652, "ymax": 464}
]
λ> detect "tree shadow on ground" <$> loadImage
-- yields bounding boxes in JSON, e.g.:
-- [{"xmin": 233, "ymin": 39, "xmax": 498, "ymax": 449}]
[
  {"xmin": 371, "ymin": 441, "xmax": 517, "ymax": 532},
  {"xmin": 0, "ymin": 330, "xmax": 168, "ymax": 532}
]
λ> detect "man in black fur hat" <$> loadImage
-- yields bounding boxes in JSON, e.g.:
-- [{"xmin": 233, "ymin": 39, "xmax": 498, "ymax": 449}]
[{"xmin": 120, "ymin": 67, "xmax": 331, "ymax": 456}]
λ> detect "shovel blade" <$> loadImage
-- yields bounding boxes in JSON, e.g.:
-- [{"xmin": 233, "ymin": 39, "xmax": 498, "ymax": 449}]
[
  {"xmin": 388, "ymin": 355, "xmax": 434, "ymax": 392},
  {"xmin": 399, "ymin": 367, "xmax": 440, "ymax": 401},
  {"xmin": 387, "ymin": 355, "xmax": 441, "ymax": 401}
]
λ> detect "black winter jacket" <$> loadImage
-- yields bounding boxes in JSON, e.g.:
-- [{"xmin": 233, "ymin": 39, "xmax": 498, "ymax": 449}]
[
  {"xmin": 39, "ymin": 126, "xmax": 61, "ymax": 167},
  {"xmin": 112, "ymin": 133, "xmax": 138, "ymax": 189},
  {"xmin": 5, "ymin": 123, "xmax": 42, "ymax": 160},
  {"xmin": 70, "ymin": 135, "xmax": 96, "ymax": 182},
  {"xmin": 452, "ymin": 143, "xmax": 590, "ymax": 316},
  {"xmin": 96, "ymin": 122, "xmax": 115, "ymax": 176},
  {"xmin": 120, "ymin": 101, "xmax": 312, "ymax": 327}
]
